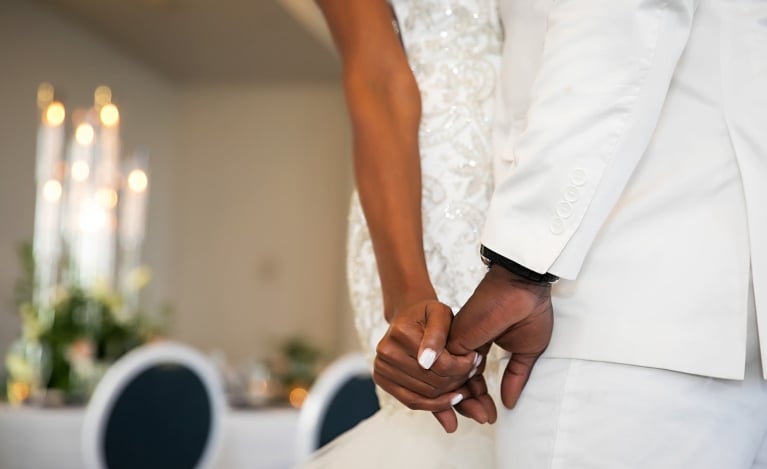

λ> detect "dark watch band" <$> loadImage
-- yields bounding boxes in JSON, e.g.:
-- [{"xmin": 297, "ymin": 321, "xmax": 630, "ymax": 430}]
[{"xmin": 479, "ymin": 245, "xmax": 559, "ymax": 285}]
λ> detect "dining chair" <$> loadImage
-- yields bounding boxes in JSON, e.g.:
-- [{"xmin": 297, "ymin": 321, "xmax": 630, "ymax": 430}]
[
  {"xmin": 294, "ymin": 352, "xmax": 380, "ymax": 463},
  {"xmin": 81, "ymin": 341, "xmax": 226, "ymax": 469}
]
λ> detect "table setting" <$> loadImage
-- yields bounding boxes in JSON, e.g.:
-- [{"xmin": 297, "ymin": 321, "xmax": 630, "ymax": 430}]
[{"xmin": 0, "ymin": 84, "xmax": 324, "ymax": 469}]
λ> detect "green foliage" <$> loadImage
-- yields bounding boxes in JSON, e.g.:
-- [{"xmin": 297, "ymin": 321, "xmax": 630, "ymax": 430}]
[
  {"xmin": 13, "ymin": 241, "xmax": 35, "ymax": 310},
  {"xmin": 37, "ymin": 289, "xmax": 162, "ymax": 395},
  {"xmin": 276, "ymin": 336, "xmax": 323, "ymax": 389}
]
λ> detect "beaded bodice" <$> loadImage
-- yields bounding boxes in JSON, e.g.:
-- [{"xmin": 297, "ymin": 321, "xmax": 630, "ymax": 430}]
[{"xmin": 346, "ymin": 0, "xmax": 502, "ymax": 409}]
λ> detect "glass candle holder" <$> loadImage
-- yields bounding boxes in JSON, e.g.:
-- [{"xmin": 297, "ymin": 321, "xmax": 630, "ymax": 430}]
[{"xmin": 4, "ymin": 338, "xmax": 51, "ymax": 406}]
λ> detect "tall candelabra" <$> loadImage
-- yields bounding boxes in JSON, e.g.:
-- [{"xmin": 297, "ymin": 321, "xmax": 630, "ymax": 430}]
[{"xmin": 33, "ymin": 83, "xmax": 149, "ymax": 316}]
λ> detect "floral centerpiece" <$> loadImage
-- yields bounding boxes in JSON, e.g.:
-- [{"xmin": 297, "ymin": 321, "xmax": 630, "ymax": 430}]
[{"xmin": 6, "ymin": 245, "xmax": 167, "ymax": 404}]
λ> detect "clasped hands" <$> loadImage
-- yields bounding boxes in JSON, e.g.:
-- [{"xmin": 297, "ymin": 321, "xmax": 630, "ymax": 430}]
[{"xmin": 373, "ymin": 264, "xmax": 554, "ymax": 433}]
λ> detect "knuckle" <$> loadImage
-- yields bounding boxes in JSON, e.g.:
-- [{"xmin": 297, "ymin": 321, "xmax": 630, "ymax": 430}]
[
  {"xmin": 402, "ymin": 398, "xmax": 417, "ymax": 410},
  {"xmin": 431, "ymin": 360, "xmax": 465, "ymax": 378},
  {"xmin": 403, "ymin": 397, "xmax": 423, "ymax": 411},
  {"xmin": 375, "ymin": 341, "xmax": 395, "ymax": 360},
  {"xmin": 373, "ymin": 353, "xmax": 386, "ymax": 366},
  {"xmin": 387, "ymin": 324, "xmax": 409, "ymax": 341},
  {"xmin": 371, "ymin": 371, "xmax": 385, "ymax": 388}
]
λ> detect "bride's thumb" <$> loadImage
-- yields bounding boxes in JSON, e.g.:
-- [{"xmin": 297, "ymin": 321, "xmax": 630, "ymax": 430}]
[{"xmin": 416, "ymin": 302, "xmax": 453, "ymax": 370}]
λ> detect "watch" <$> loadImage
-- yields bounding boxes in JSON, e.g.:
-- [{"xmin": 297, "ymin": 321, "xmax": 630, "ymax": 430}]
[{"xmin": 480, "ymin": 245, "xmax": 559, "ymax": 285}]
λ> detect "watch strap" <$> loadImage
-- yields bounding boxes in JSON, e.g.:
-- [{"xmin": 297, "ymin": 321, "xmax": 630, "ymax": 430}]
[{"xmin": 480, "ymin": 245, "xmax": 559, "ymax": 285}]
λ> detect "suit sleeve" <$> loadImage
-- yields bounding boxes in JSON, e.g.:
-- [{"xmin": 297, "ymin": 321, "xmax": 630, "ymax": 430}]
[{"xmin": 482, "ymin": 0, "xmax": 698, "ymax": 279}]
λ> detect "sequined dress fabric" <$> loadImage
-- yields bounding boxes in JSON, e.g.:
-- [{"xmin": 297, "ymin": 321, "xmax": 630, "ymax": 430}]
[{"xmin": 346, "ymin": 0, "xmax": 502, "ymax": 411}]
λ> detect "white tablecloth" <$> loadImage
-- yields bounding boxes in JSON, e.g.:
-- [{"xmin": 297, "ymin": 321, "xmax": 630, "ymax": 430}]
[{"xmin": 0, "ymin": 404, "xmax": 299, "ymax": 469}]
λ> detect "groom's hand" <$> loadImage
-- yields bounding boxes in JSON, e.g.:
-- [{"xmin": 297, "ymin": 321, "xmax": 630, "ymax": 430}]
[
  {"xmin": 447, "ymin": 264, "xmax": 554, "ymax": 409},
  {"xmin": 373, "ymin": 299, "xmax": 479, "ymax": 432}
]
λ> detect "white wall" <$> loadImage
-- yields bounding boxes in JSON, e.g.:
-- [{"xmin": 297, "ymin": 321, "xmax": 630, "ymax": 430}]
[
  {"xmin": 0, "ymin": 0, "xmax": 360, "ymax": 369},
  {"xmin": 0, "ymin": 0, "xmax": 177, "ymax": 357},
  {"xmin": 171, "ymin": 85, "xmax": 357, "ymax": 362}
]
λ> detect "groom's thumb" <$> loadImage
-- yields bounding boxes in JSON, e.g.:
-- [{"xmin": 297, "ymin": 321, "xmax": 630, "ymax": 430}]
[{"xmin": 500, "ymin": 352, "xmax": 540, "ymax": 409}]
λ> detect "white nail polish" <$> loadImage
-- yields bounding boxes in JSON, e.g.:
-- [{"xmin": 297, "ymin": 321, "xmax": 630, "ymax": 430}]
[
  {"xmin": 473, "ymin": 353, "xmax": 482, "ymax": 367},
  {"xmin": 468, "ymin": 366, "xmax": 478, "ymax": 379},
  {"xmin": 451, "ymin": 394, "xmax": 464, "ymax": 406},
  {"xmin": 418, "ymin": 348, "xmax": 437, "ymax": 369}
]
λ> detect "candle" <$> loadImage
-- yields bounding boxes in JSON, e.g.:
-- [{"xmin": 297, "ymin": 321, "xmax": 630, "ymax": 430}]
[
  {"xmin": 90, "ymin": 100, "xmax": 121, "ymax": 290},
  {"xmin": 33, "ymin": 98, "xmax": 66, "ymax": 310},
  {"xmin": 97, "ymin": 101, "xmax": 120, "ymax": 188},
  {"xmin": 119, "ymin": 151, "xmax": 149, "ymax": 246},
  {"xmin": 65, "ymin": 114, "xmax": 98, "ymax": 289},
  {"xmin": 36, "ymin": 101, "xmax": 65, "ymax": 181},
  {"xmin": 76, "ymin": 198, "xmax": 106, "ymax": 290},
  {"xmin": 118, "ymin": 150, "xmax": 149, "ymax": 310}
]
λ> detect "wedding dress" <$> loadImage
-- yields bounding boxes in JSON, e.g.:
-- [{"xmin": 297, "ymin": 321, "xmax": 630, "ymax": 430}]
[{"xmin": 302, "ymin": 1, "xmax": 503, "ymax": 467}]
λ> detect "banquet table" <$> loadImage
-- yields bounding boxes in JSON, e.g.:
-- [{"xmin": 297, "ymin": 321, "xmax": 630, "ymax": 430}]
[{"xmin": 0, "ymin": 404, "xmax": 299, "ymax": 469}]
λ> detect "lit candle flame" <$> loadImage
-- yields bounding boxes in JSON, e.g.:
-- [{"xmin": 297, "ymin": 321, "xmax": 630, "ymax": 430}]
[
  {"xmin": 8, "ymin": 381, "xmax": 31, "ymax": 405},
  {"xmin": 79, "ymin": 203, "xmax": 108, "ymax": 232},
  {"xmin": 37, "ymin": 83, "xmax": 54, "ymax": 109},
  {"xmin": 95, "ymin": 188, "xmax": 118, "ymax": 208},
  {"xmin": 94, "ymin": 85, "xmax": 112, "ymax": 107},
  {"xmin": 128, "ymin": 169, "xmax": 148, "ymax": 193},
  {"xmin": 71, "ymin": 161, "xmax": 90, "ymax": 182},
  {"xmin": 289, "ymin": 387, "xmax": 309, "ymax": 408},
  {"xmin": 75, "ymin": 123, "xmax": 95, "ymax": 146},
  {"xmin": 100, "ymin": 104, "xmax": 119, "ymax": 127},
  {"xmin": 42, "ymin": 179, "xmax": 62, "ymax": 202},
  {"xmin": 45, "ymin": 102, "xmax": 66, "ymax": 127}
]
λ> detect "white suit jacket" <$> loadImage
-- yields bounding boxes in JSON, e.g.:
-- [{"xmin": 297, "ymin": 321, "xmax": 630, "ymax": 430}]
[{"xmin": 484, "ymin": 0, "xmax": 766, "ymax": 379}]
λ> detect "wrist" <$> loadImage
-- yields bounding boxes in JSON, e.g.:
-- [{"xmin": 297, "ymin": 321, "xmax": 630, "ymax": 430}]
[{"xmin": 382, "ymin": 284, "xmax": 437, "ymax": 323}]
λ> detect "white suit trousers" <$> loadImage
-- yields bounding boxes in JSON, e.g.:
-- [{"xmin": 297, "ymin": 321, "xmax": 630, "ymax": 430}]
[{"xmin": 496, "ymin": 287, "xmax": 767, "ymax": 468}]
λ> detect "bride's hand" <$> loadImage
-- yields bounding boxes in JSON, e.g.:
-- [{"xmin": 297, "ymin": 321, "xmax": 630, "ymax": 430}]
[
  {"xmin": 450, "ymin": 344, "xmax": 497, "ymax": 428},
  {"xmin": 373, "ymin": 299, "xmax": 480, "ymax": 432}
]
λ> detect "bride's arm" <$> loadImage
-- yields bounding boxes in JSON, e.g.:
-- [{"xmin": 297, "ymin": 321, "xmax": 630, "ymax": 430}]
[
  {"xmin": 316, "ymin": 1, "xmax": 492, "ymax": 431},
  {"xmin": 316, "ymin": 0, "xmax": 434, "ymax": 320}
]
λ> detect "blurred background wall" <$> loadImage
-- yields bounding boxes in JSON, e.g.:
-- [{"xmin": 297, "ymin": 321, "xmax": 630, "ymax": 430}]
[
  {"xmin": 0, "ymin": 0, "xmax": 359, "ymax": 368},
  {"xmin": 171, "ymin": 85, "xmax": 355, "ymax": 362}
]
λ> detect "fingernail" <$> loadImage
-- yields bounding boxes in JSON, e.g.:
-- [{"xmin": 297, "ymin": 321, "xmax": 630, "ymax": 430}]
[
  {"xmin": 418, "ymin": 348, "xmax": 437, "ymax": 369},
  {"xmin": 450, "ymin": 394, "xmax": 464, "ymax": 406},
  {"xmin": 473, "ymin": 353, "xmax": 482, "ymax": 367},
  {"xmin": 468, "ymin": 368, "xmax": 477, "ymax": 379}
]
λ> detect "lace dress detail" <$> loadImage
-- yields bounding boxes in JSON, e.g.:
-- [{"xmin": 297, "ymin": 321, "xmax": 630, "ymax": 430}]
[{"xmin": 346, "ymin": 0, "xmax": 503, "ymax": 412}]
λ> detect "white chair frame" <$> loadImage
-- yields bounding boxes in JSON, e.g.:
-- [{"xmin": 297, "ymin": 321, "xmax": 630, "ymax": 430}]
[
  {"xmin": 294, "ymin": 352, "xmax": 376, "ymax": 463},
  {"xmin": 81, "ymin": 341, "xmax": 226, "ymax": 469}
]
